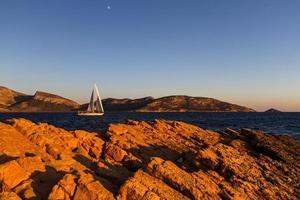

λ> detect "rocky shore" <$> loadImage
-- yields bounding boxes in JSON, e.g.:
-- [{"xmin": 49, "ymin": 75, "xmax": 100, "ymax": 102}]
[{"xmin": 0, "ymin": 119, "xmax": 299, "ymax": 200}]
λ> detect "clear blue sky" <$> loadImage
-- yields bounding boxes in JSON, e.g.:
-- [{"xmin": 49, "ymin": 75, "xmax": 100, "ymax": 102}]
[{"xmin": 0, "ymin": 0, "xmax": 299, "ymax": 111}]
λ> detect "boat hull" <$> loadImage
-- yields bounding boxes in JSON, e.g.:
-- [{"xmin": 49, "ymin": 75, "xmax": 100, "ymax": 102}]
[{"xmin": 77, "ymin": 112, "xmax": 104, "ymax": 116}]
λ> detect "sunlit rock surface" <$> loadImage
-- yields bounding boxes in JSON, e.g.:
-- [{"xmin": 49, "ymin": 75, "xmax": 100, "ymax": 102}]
[{"xmin": 0, "ymin": 118, "xmax": 299, "ymax": 199}]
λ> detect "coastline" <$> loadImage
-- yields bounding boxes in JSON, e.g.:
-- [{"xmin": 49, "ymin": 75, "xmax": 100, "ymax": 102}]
[{"xmin": 0, "ymin": 118, "xmax": 299, "ymax": 199}]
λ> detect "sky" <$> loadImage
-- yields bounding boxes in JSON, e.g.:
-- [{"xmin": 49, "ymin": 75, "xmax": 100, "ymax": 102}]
[{"xmin": 0, "ymin": 0, "xmax": 299, "ymax": 111}]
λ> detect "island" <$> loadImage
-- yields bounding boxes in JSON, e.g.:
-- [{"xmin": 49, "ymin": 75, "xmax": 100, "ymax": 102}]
[
  {"xmin": 265, "ymin": 108, "xmax": 282, "ymax": 112},
  {"xmin": 0, "ymin": 86, "xmax": 255, "ymax": 112}
]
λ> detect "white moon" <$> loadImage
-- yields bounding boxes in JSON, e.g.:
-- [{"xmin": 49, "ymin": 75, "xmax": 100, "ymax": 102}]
[{"xmin": 107, "ymin": 5, "xmax": 111, "ymax": 10}]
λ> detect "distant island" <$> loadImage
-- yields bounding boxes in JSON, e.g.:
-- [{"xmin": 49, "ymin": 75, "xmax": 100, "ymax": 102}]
[
  {"xmin": 0, "ymin": 86, "xmax": 80, "ymax": 112},
  {"xmin": 265, "ymin": 108, "xmax": 281, "ymax": 112},
  {"xmin": 0, "ymin": 86, "xmax": 255, "ymax": 112}
]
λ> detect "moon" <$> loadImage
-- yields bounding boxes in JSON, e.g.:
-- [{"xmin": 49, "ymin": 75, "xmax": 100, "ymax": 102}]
[{"xmin": 107, "ymin": 5, "xmax": 111, "ymax": 10}]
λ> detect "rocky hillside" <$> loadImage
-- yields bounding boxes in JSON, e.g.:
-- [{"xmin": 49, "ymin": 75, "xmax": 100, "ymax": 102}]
[
  {"xmin": 0, "ymin": 119, "xmax": 298, "ymax": 199},
  {"xmin": 104, "ymin": 95, "xmax": 255, "ymax": 112},
  {"xmin": 0, "ymin": 86, "xmax": 30, "ymax": 111},
  {"xmin": 102, "ymin": 97, "xmax": 154, "ymax": 111},
  {"xmin": 0, "ymin": 86, "xmax": 255, "ymax": 112},
  {"xmin": 0, "ymin": 86, "xmax": 80, "ymax": 112},
  {"xmin": 10, "ymin": 91, "xmax": 80, "ymax": 112}
]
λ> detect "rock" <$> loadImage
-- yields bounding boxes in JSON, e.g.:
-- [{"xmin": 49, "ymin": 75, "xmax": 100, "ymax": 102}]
[
  {"xmin": 117, "ymin": 170, "xmax": 189, "ymax": 200},
  {"xmin": 7, "ymin": 118, "xmax": 105, "ymax": 161},
  {"xmin": 16, "ymin": 156, "xmax": 46, "ymax": 176},
  {"xmin": 95, "ymin": 161, "xmax": 132, "ymax": 186},
  {"xmin": 13, "ymin": 179, "xmax": 41, "ymax": 200},
  {"xmin": 0, "ymin": 160, "xmax": 29, "ymax": 189},
  {"xmin": 241, "ymin": 128, "xmax": 300, "ymax": 164},
  {"xmin": 223, "ymin": 128, "xmax": 241, "ymax": 138},
  {"xmin": 0, "ymin": 191, "xmax": 21, "ymax": 200},
  {"xmin": 146, "ymin": 157, "xmax": 221, "ymax": 200},
  {"xmin": 73, "ymin": 172, "xmax": 116, "ymax": 200},
  {"xmin": 0, "ymin": 118, "xmax": 299, "ymax": 199},
  {"xmin": 0, "ymin": 122, "xmax": 43, "ymax": 158},
  {"xmin": 193, "ymin": 147, "xmax": 219, "ymax": 169},
  {"xmin": 106, "ymin": 120, "xmax": 220, "ymax": 170},
  {"xmin": 104, "ymin": 144, "xmax": 128, "ymax": 162},
  {"xmin": 48, "ymin": 174, "xmax": 77, "ymax": 200}
]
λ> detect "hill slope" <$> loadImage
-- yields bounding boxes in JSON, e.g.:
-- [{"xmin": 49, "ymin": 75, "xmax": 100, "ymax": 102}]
[
  {"xmin": 0, "ymin": 86, "xmax": 80, "ymax": 112},
  {"xmin": 102, "ymin": 97, "xmax": 154, "ymax": 111},
  {"xmin": 103, "ymin": 95, "xmax": 255, "ymax": 112},
  {"xmin": 0, "ymin": 86, "xmax": 31, "ymax": 111},
  {"xmin": 10, "ymin": 91, "xmax": 80, "ymax": 112},
  {"xmin": 0, "ymin": 86, "xmax": 255, "ymax": 112},
  {"xmin": 138, "ymin": 95, "xmax": 254, "ymax": 112}
]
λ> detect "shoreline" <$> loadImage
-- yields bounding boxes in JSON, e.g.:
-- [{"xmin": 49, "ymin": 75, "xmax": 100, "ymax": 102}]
[{"xmin": 0, "ymin": 118, "xmax": 299, "ymax": 199}]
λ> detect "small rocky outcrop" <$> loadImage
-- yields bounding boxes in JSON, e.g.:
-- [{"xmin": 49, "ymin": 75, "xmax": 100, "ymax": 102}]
[
  {"xmin": 265, "ymin": 108, "xmax": 281, "ymax": 112},
  {"xmin": 0, "ymin": 118, "xmax": 299, "ymax": 199}
]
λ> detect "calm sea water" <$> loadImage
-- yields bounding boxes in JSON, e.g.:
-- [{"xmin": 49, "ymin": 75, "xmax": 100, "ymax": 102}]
[{"xmin": 0, "ymin": 112, "xmax": 299, "ymax": 139}]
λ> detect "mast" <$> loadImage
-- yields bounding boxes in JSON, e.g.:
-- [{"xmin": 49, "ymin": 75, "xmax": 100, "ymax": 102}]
[{"xmin": 94, "ymin": 84, "xmax": 104, "ymax": 113}]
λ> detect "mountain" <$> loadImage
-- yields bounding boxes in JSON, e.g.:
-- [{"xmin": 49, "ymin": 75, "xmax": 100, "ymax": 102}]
[
  {"xmin": 0, "ymin": 86, "xmax": 255, "ymax": 112},
  {"xmin": 265, "ymin": 108, "xmax": 281, "ymax": 112},
  {"xmin": 0, "ymin": 86, "xmax": 31, "ymax": 111},
  {"xmin": 0, "ymin": 86, "xmax": 80, "ymax": 112},
  {"xmin": 103, "ymin": 95, "xmax": 255, "ymax": 112}
]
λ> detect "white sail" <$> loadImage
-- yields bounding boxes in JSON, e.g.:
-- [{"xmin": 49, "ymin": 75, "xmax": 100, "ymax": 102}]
[
  {"xmin": 94, "ymin": 84, "xmax": 104, "ymax": 113},
  {"xmin": 78, "ymin": 83, "xmax": 104, "ymax": 116},
  {"xmin": 87, "ymin": 90, "xmax": 94, "ymax": 112}
]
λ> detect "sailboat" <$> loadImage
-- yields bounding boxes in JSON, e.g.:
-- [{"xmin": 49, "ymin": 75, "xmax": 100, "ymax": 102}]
[{"xmin": 78, "ymin": 84, "xmax": 104, "ymax": 116}]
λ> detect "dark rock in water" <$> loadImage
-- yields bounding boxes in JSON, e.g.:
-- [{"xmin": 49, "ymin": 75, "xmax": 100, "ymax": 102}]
[{"xmin": 265, "ymin": 108, "xmax": 281, "ymax": 112}]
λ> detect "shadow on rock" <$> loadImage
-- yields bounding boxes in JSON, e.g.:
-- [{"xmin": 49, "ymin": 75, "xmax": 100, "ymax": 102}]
[
  {"xmin": 0, "ymin": 154, "xmax": 19, "ymax": 164},
  {"xmin": 29, "ymin": 166, "xmax": 66, "ymax": 199},
  {"xmin": 73, "ymin": 154, "xmax": 119, "ymax": 195}
]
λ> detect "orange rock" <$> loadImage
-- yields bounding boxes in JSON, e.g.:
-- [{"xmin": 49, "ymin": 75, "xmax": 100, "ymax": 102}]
[
  {"xmin": 106, "ymin": 120, "xmax": 221, "ymax": 168},
  {"xmin": 0, "ymin": 191, "xmax": 21, "ymax": 200},
  {"xmin": 146, "ymin": 157, "xmax": 221, "ymax": 200},
  {"xmin": 95, "ymin": 160, "xmax": 132, "ymax": 186},
  {"xmin": 193, "ymin": 147, "xmax": 218, "ymax": 169},
  {"xmin": 117, "ymin": 170, "xmax": 189, "ymax": 200},
  {"xmin": 16, "ymin": 156, "xmax": 46, "ymax": 176},
  {"xmin": 7, "ymin": 118, "xmax": 105, "ymax": 161},
  {"xmin": 13, "ymin": 179, "xmax": 41, "ymax": 200},
  {"xmin": 0, "ymin": 118, "xmax": 299, "ymax": 199},
  {"xmin": 105, "ymin": 144, "xmax": 128, "ymax": 162},
  {"xmin": 0, "ymin": 160, "xmax": 29, "ymax": 189},
  {"xmin": 48, "ymin": 174, "xmax": 77, "ymax": 200},
  {"xmin": 73, "ymin": 172, "xmax": 116, "ymax": 200}
]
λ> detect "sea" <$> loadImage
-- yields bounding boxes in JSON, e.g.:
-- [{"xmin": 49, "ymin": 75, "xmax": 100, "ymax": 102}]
[{"xmin": 0, "ymin": 112, "xmax": 299, "ymax": 139}]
